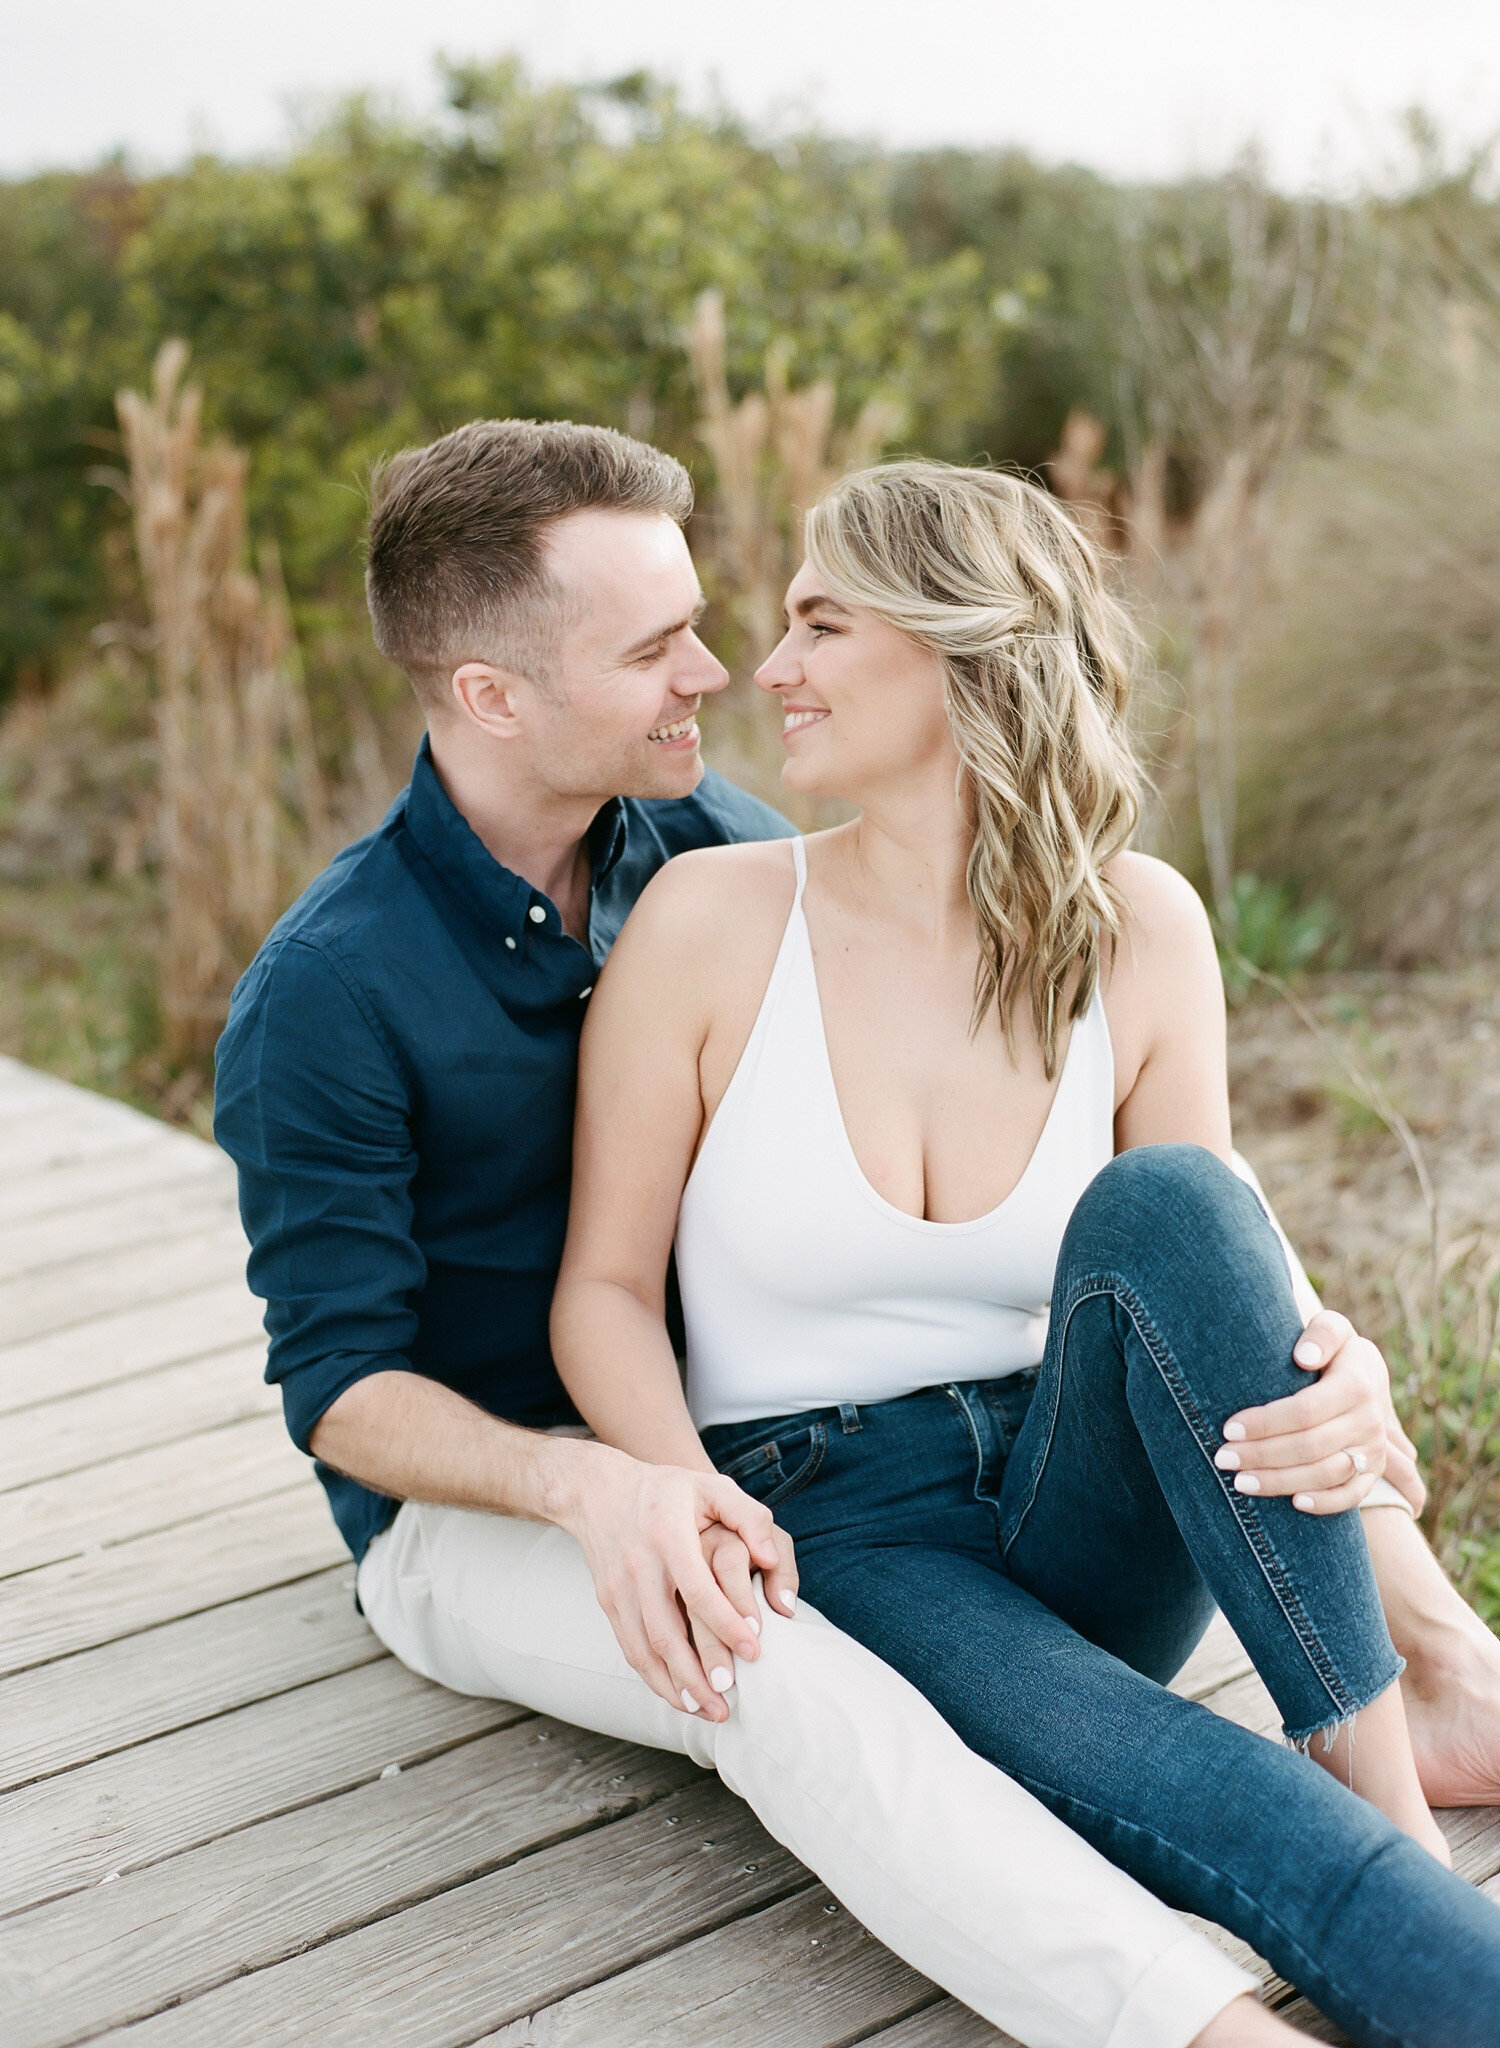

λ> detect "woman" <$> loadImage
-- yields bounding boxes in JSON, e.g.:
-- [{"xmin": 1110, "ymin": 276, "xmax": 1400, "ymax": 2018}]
[{"xmin": 551, "ymin": 461, "xmax": 1500, "ymax": 2044}]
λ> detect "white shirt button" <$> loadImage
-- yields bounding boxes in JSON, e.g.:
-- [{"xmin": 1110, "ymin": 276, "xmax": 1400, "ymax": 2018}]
[
  {"xmin": 504, "ymin": 936, "xmax": 517, "ymax": 950},
  {"xmin": 528, "ymin": 905, "xmax": 546, "ymax": 925}
]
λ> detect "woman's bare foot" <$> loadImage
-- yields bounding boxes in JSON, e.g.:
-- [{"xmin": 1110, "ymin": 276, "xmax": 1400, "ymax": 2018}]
[
  {"xmin": 1362, "ymin": 1505, "xmax": 1500, "ymax": 1807},
  {"xmin": 1192, "ymin": 1992, "xmax": 1309, "ymax": 2043},
  {"xmin": 1402, "ymin": 1619, "xmax": 1500, "ymax": 1808},
  {"xmin": 1305, "ymin": 1679, "xmax": 1451, "ymax": 1866}
]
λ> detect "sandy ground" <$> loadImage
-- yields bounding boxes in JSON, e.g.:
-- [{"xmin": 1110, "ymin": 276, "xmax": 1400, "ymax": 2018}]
[{"xmin": 1228, "ymin": 969, "xmax": 1500, "ymax": 1331}]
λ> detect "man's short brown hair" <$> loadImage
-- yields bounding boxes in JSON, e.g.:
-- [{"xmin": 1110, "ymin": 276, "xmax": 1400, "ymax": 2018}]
[{"xmin": 366, "ymin": 419, "xmax": 694, "ymax": 705}]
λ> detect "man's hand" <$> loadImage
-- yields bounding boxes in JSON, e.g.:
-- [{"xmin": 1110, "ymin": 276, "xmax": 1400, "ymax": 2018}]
[
  {"xmin": 560, "ymin": 1445, "xmax": 787, "ymax": 1722},
  {"xmin": 1215, "ymin": 1309, "xmax": 1420, "ymax": 1515}
]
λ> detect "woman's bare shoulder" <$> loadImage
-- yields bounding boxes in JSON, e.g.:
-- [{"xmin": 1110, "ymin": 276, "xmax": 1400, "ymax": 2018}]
[
  {"xmin": 1107, "ymin": 850, "xmax": 1215, "ymax": 951},
  {"xmin": 601, "ymin": 837, "xmax": 801, "ymax": 1005},
  {"xmin": 629, "ymin": 835, "xmax": 798, "ymax": 930},
  {"xmin": 1100, "ymin": 851, "xmax": 1221, "ymax": 1025}
]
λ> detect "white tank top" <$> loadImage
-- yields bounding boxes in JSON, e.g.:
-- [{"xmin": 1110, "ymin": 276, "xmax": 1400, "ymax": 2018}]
[{"xmin": 679, "ymin": 838, "xmax": 1117, "ymax": 1428}]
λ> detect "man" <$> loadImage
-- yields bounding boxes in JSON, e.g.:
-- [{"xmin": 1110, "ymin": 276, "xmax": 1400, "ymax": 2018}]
[{"xmin": 214, "ymin": 419, "xmax": 1267, "ymax": 2048}]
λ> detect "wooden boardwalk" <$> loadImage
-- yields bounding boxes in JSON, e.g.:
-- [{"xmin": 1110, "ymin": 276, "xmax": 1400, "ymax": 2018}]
[{"xmin": 0, "ymin": 1053, "xmax": 1496, "ymax": 2047}]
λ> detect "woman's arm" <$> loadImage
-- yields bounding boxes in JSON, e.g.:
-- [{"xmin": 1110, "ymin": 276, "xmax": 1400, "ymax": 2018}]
[
  {"xmin": 553, "ymin": 854, "xmax": 722, "ymax": 1469},
  {"xmin": 1106, "ymin": 853, "xmax": 1410, "ymax": 1513},
  {"xmin": 552, "ymin": 852, "xmax": 800, "ymax": 1671}
]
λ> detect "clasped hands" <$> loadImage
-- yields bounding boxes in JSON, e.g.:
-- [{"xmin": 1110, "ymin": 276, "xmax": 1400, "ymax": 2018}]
[
  {"xmin": 564, "ymin": 1448, "xmax": 797, "ymax": 1722},
  {"xmin": 571, "ymin": 1313, "xmax": 1420, "ymax": 1720},
  {"xmin": 1213, "ymin": 1308, "xmax": 1426, "ymax": 1518}
]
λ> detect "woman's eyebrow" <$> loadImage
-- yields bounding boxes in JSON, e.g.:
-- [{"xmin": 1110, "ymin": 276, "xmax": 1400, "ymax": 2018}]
[{"xmin": 790, "ymin": 593, "xmax": 852, "ymax": 621}]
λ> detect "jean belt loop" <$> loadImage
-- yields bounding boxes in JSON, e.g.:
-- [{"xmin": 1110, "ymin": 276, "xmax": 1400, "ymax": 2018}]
[{"xmin": 838, "ymin": 1401, "xmax": 862, "ymax": 1435}]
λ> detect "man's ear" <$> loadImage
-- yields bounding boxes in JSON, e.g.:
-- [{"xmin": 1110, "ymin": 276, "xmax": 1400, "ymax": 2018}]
[{"xmin": 450, "ymin": 660, "xmax": 530, "ymax": 738}]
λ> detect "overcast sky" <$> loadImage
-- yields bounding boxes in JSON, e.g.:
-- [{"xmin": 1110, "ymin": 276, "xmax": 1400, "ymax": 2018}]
[{"xmin": 5, "ymin": 0, "xmax": 1500, "ymax": 187}]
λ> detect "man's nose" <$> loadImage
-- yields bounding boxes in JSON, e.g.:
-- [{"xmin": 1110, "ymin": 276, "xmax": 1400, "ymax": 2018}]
[{"xmin": 681, "ymin": 633, "xmax": 730, "ymax": 697}]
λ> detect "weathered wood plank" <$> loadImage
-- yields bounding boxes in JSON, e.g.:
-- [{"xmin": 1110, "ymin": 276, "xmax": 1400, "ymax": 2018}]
[
  {"xmin": 1440, "ymin": 1803, "xmax": 1500, "ymax": 1883},
  {"xmin": 0, "ymin": 1725, "xmax": 704, "ymax": 2048},
  {"xmin": 0, "ymin": 1223, "xmax": 249, "ymax": 1346},
  {"xmin": 1170, "ymin": 1614, "xmax": 1253, "ymax": 1701},
  {"xmin": 0, "ymin": 1343, "xmax": 273, "ymax": 1491},
  {"xmin": 1195, "ymin": 1669, "xmax": 1282, "ymax": 1740},
  {"xmin": 854, "ymin": 2004, "xmax": 1013, "ymax": 2048},
  {"xmin": 0, "ymin": 1566, "xmax": 376, "ymax": 1791},
  {"xmin": 0, "ymin": 1176, "xmax": 240, "ymax": 1287},
  {"xmin": 0, "ymin": 1134, "xmax": 221, "ymax": 1230},
  {"xmin": 0, "ymin": 1056, "xmax": 79, "ymax": 1113},
  {"xmin": 1, "ymin": 1658, "xmax": 526, "ymax": 1913},
  {"xmin": 74, "ymin": 1778, "xmax": 798, "ymax": 2048},
  {"xmin": 480, "ymin": 1887, "xmax": 939, "ymax": 2048},
  {"xmin": 0, "ymin": 1101, "xmax": 171, "ymax": 1177},
  {"xmin": 0, "ymin": 1485, "xmax": 342, "ymax": 1677},
  {"xmin": 0, "ymin": 1414, "xmax": 300, "ymax": 1577},
  {"xmin": 0, "ymin": 1279, "xmax": 265, "ymax": 1416}
]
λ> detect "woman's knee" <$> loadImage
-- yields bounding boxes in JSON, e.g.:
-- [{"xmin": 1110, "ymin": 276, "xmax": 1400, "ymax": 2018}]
[{"xmin": 1073, "ymin": 1146, "xmax": 1259, "ymax": 1263}]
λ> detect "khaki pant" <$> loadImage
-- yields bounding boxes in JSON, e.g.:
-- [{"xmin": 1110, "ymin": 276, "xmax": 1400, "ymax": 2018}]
[{"xmin": 358, "ymin": 1499, "xmax": 1254, "ymax": 2048}]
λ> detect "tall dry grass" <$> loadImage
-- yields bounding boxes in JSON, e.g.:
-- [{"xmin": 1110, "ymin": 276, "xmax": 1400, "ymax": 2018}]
[
  {"xmin": 1232, "ymin": 360, "xmax": 1500, "ymax": 967},
  {"xmin": 686, "ymin": 291, "xmax": 901, "ymax": 820},
  {"xmin": 1045, "ymin": 168, "xmax": 1355, "ymax": 905},
  {"xmin": 115, "ymin": 341, "xmax": 331, "ymax": 1060}
]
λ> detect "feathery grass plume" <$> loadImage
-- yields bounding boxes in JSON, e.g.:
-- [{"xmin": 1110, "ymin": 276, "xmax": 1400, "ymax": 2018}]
[
  {"xmin": 1233, "ymin": 351, "xmax": 1500, "ymax": 967},
  {"xmin": 1045, "ymin": 159, "xmax": 1358, "ymax": 906},
  {"xmin": 686, "ymin": 290, "xmax": 901, "ymax": 819},
  {"xmin": 115, "ymin": 341, "xmax": 329, "ymax": 1060}
]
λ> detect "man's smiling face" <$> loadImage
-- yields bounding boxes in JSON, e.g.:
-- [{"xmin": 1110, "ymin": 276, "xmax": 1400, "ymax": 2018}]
[{"xmin": 524, "ymin": 508, "xmax": 731, "ymax": 804}]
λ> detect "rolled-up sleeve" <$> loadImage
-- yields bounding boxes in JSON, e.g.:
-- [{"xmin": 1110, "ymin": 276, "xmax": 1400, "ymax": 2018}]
[{"xmin": 214, "ymin": 937, "xmax": 425, "ymax": 1453}]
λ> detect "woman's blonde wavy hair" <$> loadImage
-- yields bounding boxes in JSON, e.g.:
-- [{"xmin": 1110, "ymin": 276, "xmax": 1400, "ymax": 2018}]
[{"xmin": 802, "ymin": 459, "xmax": 1142, "ymax": 1078}]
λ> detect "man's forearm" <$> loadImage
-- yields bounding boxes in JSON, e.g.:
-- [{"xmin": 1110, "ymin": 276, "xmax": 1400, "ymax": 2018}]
[{"xmin": 308, "ymin": 1369, "xmax": 604, "ymax": 1530}]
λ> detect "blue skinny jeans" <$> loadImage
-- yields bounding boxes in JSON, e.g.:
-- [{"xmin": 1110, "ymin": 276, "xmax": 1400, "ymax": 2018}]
[{"xmin": 702, "ymin": 1146, "xmax": 1500, "ymax": 2048}]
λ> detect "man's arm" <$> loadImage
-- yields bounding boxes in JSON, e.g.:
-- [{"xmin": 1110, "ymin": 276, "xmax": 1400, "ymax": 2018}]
[
  {"xmin": 310, "ymin": 1369, "xmax": 777, "ymax": 1720},
  {"xmin": 215, "ymin": 935, "xmax": 768, "ymax": 1721}
]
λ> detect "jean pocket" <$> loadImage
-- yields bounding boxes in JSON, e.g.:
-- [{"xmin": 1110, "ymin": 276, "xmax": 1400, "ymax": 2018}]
[{"xmin": 718, "ymin": 1423, "xmax": 827, "ymax": 1507}]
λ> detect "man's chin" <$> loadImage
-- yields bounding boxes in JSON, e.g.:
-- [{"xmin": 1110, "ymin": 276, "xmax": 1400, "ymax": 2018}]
[{"xmin": 618, "ymin": 745, "xmax": 705, "ymax": 802}]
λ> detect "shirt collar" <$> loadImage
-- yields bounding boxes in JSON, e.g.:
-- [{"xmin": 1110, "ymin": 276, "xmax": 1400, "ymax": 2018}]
[{"xmin": 401, "ymin": 735, "xmax": 627, "ymax": 948}]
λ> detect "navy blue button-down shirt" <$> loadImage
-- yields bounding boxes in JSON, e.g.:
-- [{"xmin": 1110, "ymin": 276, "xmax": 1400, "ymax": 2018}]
[{"xmin": 214, "ymin": 737, "xmax": 794, "ymax": 1562}]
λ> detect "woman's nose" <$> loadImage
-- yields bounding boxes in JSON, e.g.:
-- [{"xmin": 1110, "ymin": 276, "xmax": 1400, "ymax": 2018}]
[{"xmin": 753, "ymin": 634, "xmax": 799, "ymax": 694}]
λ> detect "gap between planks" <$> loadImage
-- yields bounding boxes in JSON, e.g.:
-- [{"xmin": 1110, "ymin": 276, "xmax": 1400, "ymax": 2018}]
[
  {"xmin": 0, "ymin": 1280, "xmax": 268, "ymax": 1417},
  {"xmin": 0, "ymin": 1741, "xmax": 721, "ymax": 2048}
]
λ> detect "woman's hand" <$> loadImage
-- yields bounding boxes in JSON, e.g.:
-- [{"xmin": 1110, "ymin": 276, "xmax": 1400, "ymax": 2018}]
[
  {"xmin": 1215, "ymin": 1310, "xmax": 1403, "ymax": 1515},
  {"xmin": 563, "ymin": 1446, "xmax": 783, "ymax": 1722},
  {"xmin": 687, "ymin": 1522, "xmax": 801, "ymax": 1700}
]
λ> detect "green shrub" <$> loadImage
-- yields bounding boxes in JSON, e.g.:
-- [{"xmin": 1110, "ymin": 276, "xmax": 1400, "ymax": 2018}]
[
  {"xmin": 1386, "ymin": 1232, "xmax": 1500, "ymax": 1624},
  {"xmin": 1213, "ymin": 872, "xmax": 1343, "ymax": 1003}
]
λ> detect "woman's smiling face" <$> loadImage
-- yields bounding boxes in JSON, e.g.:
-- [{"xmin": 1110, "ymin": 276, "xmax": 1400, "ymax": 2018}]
[{"xmin": 754, "ymin": 559, "xmax": 956, "ymax": 802}]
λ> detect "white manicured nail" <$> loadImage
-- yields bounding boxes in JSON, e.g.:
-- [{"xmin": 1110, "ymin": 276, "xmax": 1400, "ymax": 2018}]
[
  {"xmin": 710, "ymin": 1666, "xmax": 734, "ymax": 1693},
  {"xmin": 779, "ymin": 1590, "xmax": 797, "ymax": 1614},
  {"xmin": 681, "ymin": 1690, "xmax": 701, "ymax": 1713},
  {"xmin": 1295, "ymin": 1342, "xmax": 1323, "ymax": 1365},
  {"xmin": 1223, "ymin": 1421, "xmax": 1247, "ymax": 1441},
  {"xmin": 1215, "ymin": 1447, "xmax": 1240, "ymax": 1471},
  {"xmin": 745, "ymin": 1615, "xmax": 761, "ymax": 1636},
  {"xmin": 1293, "ymin": 1493, "xmax": 1316, "ymax": 1511},
  {"xmin": 1234, "ymin": 1473, "xmax": 1262, "ymax": 1494}
]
